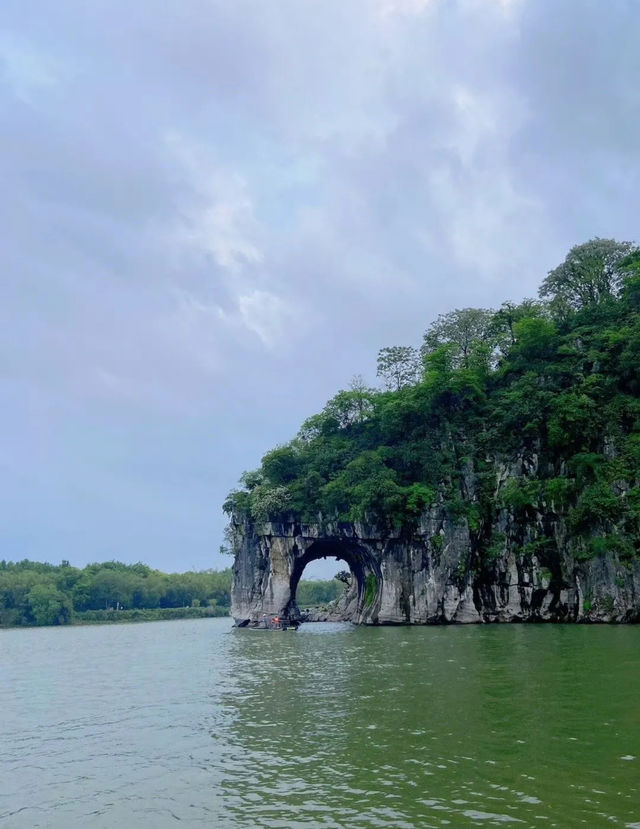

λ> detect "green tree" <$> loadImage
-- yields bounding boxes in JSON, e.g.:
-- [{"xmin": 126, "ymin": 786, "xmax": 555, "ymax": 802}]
[
  {"xmin": 376, "ymin": 346, "xmax": 421, "ymax": 390},
  {"xmin": 422, "ymin": 308, "xmax": 495, "ymax": 369},
  {"xmin": 539, "ymin": 238, "xmax": 636, "ymax": 314},
  {"xmin": 249, "ymin": 484, "xmax": 291, "ymax": 522},
  {"xmin": 96, "ymin": 569, "xmax": 136, "ymax": 609},
  {"xmin": 262, "ymin": 445, "xmax": 301, "ymax": 485},
  {"xmin": 491, "ymin": 299, "xmax": 546, "ymax": 350},
  {"xmin": 28, "ymin": 583, "xmax": 73, "ymax": 626},
  {"xmin": 320, "ymin": 387, "xmax": 377, "ymax": 430}
]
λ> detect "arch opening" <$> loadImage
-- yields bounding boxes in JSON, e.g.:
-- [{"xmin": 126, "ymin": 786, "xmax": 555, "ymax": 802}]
[{"xmin": 286, "ymin": 539, "xmax": 382, "ymax": 624}]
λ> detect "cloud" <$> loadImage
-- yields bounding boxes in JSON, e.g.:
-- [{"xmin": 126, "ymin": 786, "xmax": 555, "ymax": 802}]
[
  {"xmin": 237, "ymin": 290, "xmax": 299, "ymax": 349},
  {"xmin": 375, "ymin": 0, "xmax": 435, "ymax": 19},
  {"xmin": 166, "ymin": 133, "xmax": 263, "ymax": 271},
  {"xmin": 0, "ymin": 31, "xmax": 60, "ymax": 101},
  {"xmin": 163, "ymin": 133, "xmax": 301, "ymax": 353}
]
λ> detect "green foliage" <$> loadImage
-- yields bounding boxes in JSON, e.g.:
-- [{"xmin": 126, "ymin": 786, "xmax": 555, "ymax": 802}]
[
  {"xmin": 586, "ymin": 535, "xmax": 634, "ymax": 560},
  {"xmin": 377, "ymin": 346, "xmax": 421, "ymax": 391},
  {"xmin": 547, "ymin": 392, "xmax": 596, "ymax": 451},
  {"xmin": 28, "ymin": 583, "xmax": 73, "ymax": 626},
  {"xmin": 249, "ymin": 484, "xmax": 291, "ymax": 522},
  {"xmin": 569, "ymin": 453, "xmax": 605, "ymax": 483},
  {"xmin": 405, "ymin": 483, "xmax": 436, "ymax": 517},
  {"xmin": 602, "ymin": 595, "xmax": 615, "ymax": 613},
  {"xmin": 364, "ymin": 573, "xmax": 378, "ymax": 606},
  {"xmin": 296, "ymin": 579, "xmax": 344, "ymax": 606},
  {"xmin": 0, "ymin": 560, "xmax": 232, "ymax": 627},
  {"xmin": 508, "ymin": 316, "xmax": 558, "ymax": 363},
  {"xmin": 224, "ymin": 238, "xmax": 639, "ymax": 565},
  {"xmin": 539, "ymin": 238, "xmax": 636, "ymax": 314},
  {"xmin": 422, "ymin": 307, "xmax": 496, "ymax": 369},
  {"xmin": 261, "ymin": 445, "xmax": 302, "ymax": 485},
  {"xmin": 569, "ymin": 483, "xmax": 622, "ymax": 531},
  {"xmin": 501, "ymin": 479, "xmax": 539, "ymax": 513},
  {"xmin": 481, "ymin": 533, "xmax": 506, "ymax": 564},
  {"xmin": 544, "ymin": 477, "xmax": 574, "ymax": 508},
  {"xmin": 75, "ymin": 606, "xmax": 227, "ymax": 624},
  {"xmin": 491, "ymin": 299, "xmax": 545, "ymax": 351},
  {"xmin": 453, "ymin": 556, "xmax": 471, "ymax": 585},
  {"xmin": 620, "ymin": 251, "xmax": 640, "ymax": 311}
]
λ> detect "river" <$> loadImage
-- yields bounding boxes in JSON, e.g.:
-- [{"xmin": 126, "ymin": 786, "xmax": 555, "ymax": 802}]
[{"xmin": 1, "ymin": 618, "xmax": 639, "ymax": 828}]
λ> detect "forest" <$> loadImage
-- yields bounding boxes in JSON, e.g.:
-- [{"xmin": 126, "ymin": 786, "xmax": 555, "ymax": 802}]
[
  {"xmin": 0, "ymin": 560, "xmax": 232, "ymax": 627},
  {"xmin": 225, "ymin": 239, "xmax": 640, "ymax": 565}
]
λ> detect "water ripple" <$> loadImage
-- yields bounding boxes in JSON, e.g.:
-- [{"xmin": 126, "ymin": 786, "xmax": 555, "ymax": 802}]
[{"xmin": 1, "ymin": 620, "xmax": 640, "ymax": 827}]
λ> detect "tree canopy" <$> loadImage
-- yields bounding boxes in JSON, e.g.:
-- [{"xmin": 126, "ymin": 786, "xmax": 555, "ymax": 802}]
[
  {"xmin": 0, "ymin": 560, "xmax": 233, "ymax": 627},
  {"xmin": 225, "ymin": 238, "xmax": 640, "ymax": 567},
  {"xmin": 539, "ymin": 238, "xmax": 634, "ymax": 314},
  {"xmin": 377, "ymin": 346, "xmax": 421, "ymax": 390},
  {"xmin": 421, "ymin": 307, "xmax": 495, "ymax": 369}
]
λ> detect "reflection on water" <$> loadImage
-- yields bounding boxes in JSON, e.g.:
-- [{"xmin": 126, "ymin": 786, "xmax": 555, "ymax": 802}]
[{"xmin": 2, "ymin": 619, "xmax": 640, "ymax": 828}]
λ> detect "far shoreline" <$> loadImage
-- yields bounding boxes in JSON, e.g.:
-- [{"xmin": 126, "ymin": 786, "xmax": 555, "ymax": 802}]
[{"xmin": 1, "ymin": 606, "xmax": 231, "ymax": 631}]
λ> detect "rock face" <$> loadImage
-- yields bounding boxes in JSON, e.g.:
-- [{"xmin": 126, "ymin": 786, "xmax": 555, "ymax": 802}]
[
  {"xmin": 231, "ymin": 510, "xmax": 640, "ymax": 625},
  {"xmin": 231, "ymin": 525, "xmax": 380, "ymax": 625}
]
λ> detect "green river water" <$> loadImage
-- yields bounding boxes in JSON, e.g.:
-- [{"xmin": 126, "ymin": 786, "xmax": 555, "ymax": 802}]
[{"xmin": 1, "ymin": 618, "xmax": 639, "ymax": 828}]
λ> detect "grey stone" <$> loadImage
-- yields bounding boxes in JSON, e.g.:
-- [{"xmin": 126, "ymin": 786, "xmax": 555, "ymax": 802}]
[{"xmin": 230, "ymin": 511, "xmax": 640, "ymax": 626}]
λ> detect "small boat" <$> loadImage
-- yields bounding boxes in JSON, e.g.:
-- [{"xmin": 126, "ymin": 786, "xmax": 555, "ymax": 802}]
[{"xmin": 255, "ymin": 614, "xmax": 299, "ymax": 631}]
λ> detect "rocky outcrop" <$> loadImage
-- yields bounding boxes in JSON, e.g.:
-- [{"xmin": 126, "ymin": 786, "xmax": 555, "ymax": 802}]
[
  {"xmin": 231, "ymin": 525, "xmax": 380, "ymax": 625},
  {"xmin": 230, "ymin": 506, "xmax": 640, "ymax": 625}
]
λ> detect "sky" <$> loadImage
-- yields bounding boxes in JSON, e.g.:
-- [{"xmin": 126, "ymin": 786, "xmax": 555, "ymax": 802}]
[{"xmin": 1, "ymin": 0, "xmax": 639, "ymax": 575}]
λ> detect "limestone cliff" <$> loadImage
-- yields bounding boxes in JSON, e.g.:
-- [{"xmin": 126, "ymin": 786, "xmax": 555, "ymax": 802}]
[
  {"xmin": 231, "ymin": 467, "xmax": 640, "ymax": 625},
  {"xmin": 229, "ymin": 247, "xmax": 640, "ymax": 624}
]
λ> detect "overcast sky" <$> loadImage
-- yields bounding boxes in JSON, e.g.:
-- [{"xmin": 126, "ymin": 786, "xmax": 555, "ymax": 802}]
[{"xmin": 1, "ymin": 0, "xmax": 638, "ymax": 574}]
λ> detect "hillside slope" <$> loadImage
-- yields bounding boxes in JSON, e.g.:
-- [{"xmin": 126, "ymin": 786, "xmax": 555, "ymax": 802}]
[{"xmin": 227, "ymin": 240, "xmax": 640, "ymax": 623}]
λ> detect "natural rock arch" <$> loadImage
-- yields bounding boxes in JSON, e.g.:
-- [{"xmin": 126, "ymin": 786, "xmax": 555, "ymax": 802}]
[
  {"xmin": 229, "ymin": 514, "xmax": 640, "ymax": 625},
  {"xmin": 285, "ymin": 538, "xmax": 382, "ymax": 622},
  {"xmin": 231, "ymin": 523, "xmax": 383, "ymax": 626}
]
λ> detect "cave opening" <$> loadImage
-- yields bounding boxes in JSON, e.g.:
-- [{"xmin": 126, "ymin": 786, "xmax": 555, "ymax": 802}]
[{"xmin": 286, "ymin": 539, "xmax": 381, "ymax": 623}]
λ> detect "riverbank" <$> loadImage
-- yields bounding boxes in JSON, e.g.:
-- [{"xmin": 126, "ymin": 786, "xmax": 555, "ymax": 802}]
[
  {"xmin": 0, "ymin": 605, "xmax": 231, "ymax": 629},
  {"xmin": 73, "ymin": 606, "xmax": 230, "ymax": 625}
]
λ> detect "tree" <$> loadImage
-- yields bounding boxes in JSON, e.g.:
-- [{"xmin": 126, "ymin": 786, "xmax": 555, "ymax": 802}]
[
  {"xmin": 239, "ymin": 470, "xmax": 263, "ymax": 491},
  {"xmin": 347, "ymin": 375, "xmax": 378, "ymax": 423},
  {"xmin": 620, "ymin": 250, "xmax": 640, "ymax": 311},
  {"xmin": 86, "ymin": 569, "xmax": 134, "ymax": 610},
  {"xmin": 262, "ymin": 445, "xmax": 301, "ymax": 485},
  {"xmin": 491, "ymin": 299, "xmax": 545, "ymax": 349},
  {"xmin": 539, "ymin": 238, "xmax": 636, "ymax": 314},
  {"xmin": 376, "ymin": 346, "xmax": 421, "ymax": 390},
  {"xmin": 249, "ymin": 484, "xmax": 291, "ymax": 522},
  {"xmin": 28, "ymin": 583, "xmax": 73, "ymax": 626},
  {"xmin": 422, "ymin": 308, "xmax": 495, "ymax": 369},
  {"xmin": 295, "ymin": 380, "xmax": 377, "ymax": 442},
  {"xmin": 322, "ymin": 386, "xmax": 376, "ymax": 429}
]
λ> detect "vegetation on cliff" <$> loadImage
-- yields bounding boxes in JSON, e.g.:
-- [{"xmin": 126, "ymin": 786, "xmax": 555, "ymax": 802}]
[{"xmin": 225, "ymin": 239, "xmax": 640, "ymax": 566}]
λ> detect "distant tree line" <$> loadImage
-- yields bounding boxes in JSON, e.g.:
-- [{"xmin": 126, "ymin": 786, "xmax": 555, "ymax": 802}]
[
  {"xmin": 0, "ymin": 560, "xmax": 233, "ymax": 627},
  {"xmin": 296, "ymin": 578, "xmax": 344, "ymax": 607}
]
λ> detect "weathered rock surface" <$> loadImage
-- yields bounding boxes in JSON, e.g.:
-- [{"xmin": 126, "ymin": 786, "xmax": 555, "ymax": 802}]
[{"xmin": 231, "ymin": 509, "xmax": 640, "ymax": 625}]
